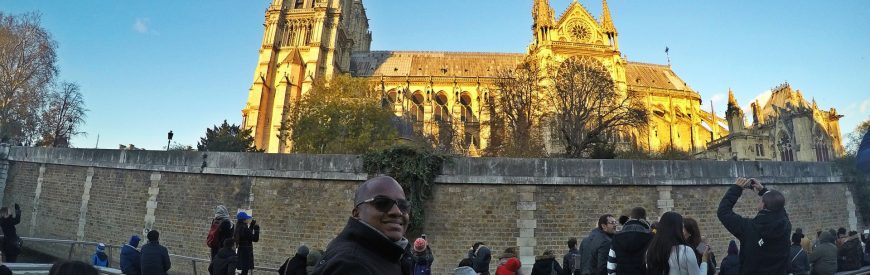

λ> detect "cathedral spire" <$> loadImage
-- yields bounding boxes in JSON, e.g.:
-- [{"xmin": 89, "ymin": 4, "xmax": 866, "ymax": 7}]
[
  {"xmin": 601, "ymin": 0, "xmax": 617, "ymax": 34},
  {"xmin": 727, "ymin": 88, "xmax": 740, "ymax": 110},
  {"xmin": 532, "ymin": 0, "xmax": 555, "ymax": 45}
]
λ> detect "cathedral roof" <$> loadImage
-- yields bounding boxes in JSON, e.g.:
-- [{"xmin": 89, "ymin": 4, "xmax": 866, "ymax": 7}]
[
  {"xmin": 625, "ymin": 62, "xmax": 694, "ymax": 92},
  {"xmin": 350, "ymin": 51, "xmax": 525, "ymax": 78}
]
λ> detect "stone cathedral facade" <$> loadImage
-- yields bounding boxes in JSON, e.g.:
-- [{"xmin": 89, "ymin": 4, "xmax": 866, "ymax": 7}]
[{"xmin": 242, "ymin": 0, "xmax": 843, "ymax": 161}]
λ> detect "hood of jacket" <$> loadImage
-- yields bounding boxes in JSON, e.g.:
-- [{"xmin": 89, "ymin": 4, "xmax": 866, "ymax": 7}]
[
  {"xmin": 752, "ymin": 208, "xmax": 790, "ymax": 241},
  {"xmin": 454, "ymin": 266, "xmax": 477, "ymax": 275},
  {"xmin": 535, "ymin": 254, "xmax": 556, "ymax": 261},
  {"xmin": 819, "ymin": 231, "xmax": 836, "ymax": 243},
  {"xmin": 502, "ymin": 257, "xmax": 521, "ymax": 271},
  {"xmin": 129, "ymin": 235, "xmax": 141, "ymax": 248}
]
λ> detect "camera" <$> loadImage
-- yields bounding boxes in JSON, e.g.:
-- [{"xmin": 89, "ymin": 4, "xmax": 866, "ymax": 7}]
[{"xmin": 744, "ymin": 179, "xmax": 759, "ymax": 189}]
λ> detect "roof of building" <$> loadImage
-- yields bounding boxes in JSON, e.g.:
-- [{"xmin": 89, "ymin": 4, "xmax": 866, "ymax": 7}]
[
  {"xmin": 350, "ymin": 51, "xmax": 525, "ymax": 78},
  {"xmin": 624, "ymin": 62, "xmax": 693, "ymax": 92}
]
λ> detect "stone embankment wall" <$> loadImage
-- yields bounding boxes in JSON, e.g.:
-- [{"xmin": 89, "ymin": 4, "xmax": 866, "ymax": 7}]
[{"xmin": 0, "ymin": 146, "xmax": 858, "ymax": 274}]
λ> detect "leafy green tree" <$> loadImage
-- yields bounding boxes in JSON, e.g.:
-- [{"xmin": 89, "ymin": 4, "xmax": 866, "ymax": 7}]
[
  {"xmin": 284, "ymin": 74, "xmax": 398, "ymax": 154},
  {"xmin": 197, "ymin": 120, "xmax": 261, "ymax": 152}
]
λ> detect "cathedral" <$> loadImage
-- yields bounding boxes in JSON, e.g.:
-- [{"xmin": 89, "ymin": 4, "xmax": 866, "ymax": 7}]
[{"xmin": 241, "ymin": 0, "xmax": 843, "ymax": 161}]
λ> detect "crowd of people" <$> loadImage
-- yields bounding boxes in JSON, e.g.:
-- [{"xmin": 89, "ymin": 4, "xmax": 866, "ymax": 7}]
[{"xmin": 0, "ymin": 129, "xmax": 869, "ymax": 275}]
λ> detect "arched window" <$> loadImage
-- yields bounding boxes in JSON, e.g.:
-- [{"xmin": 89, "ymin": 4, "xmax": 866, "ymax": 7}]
[
  {"xmin": 815, "ymin": 138, "xmax": 830, "ymax": 162},
  {"xmin": 294, "ymin": 0, "xmax": 304, "ymax": 9},
  {"xmin": 779, "ymin": 134, "xmax": 795, "ymax": 162},
  {"xmin": 434, "ymin": 91, "xmax": 449, "ymax": 122},
  {"xmin": 409, "ymin": 92, "xmax": 424, "ymax": 122},
  {"xmin": 459, "ymin": 92, "xmax": 474, "ymax": 123}
]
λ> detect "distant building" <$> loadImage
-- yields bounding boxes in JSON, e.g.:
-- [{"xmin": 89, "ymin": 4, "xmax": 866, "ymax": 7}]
[
  {"xmin": 242, "ymin": 0, "xmax": 840, "ymax": 161},
  {"xmin": 697, "ymin": 83, "xmax": 843, "ymax": 161}
]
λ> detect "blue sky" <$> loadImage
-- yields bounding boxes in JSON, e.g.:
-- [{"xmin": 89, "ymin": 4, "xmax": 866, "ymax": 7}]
[{"xmin": 4, "ymin": 0, "xmax": 869, "ymax": 150}]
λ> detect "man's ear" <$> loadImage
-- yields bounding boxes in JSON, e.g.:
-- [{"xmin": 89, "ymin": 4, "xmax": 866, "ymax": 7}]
[{"xmin": 352, "ymin": 207, "xmax": 360, "ymax": 218}]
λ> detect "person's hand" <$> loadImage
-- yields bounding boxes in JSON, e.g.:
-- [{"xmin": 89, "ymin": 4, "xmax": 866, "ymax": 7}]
[
  {"xmin": 750, "ymin": 178, "xmax": 765, "ymax": 193},
  {"xmin": 701, "ymin": 245, "xmax": 711, "ymax": 262},
  {"xmin": 734, "ymin": 177, "xmax": 752, "ymax": 188}
]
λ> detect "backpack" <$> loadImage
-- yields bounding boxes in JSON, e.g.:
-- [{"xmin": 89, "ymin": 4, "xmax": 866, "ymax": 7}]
[
  {"xmin": 207, "ymin": 220, "xmax": 222, "ymax": 249},
  {"xmin": 562, "ymin": 253, "xmax": 579, "ymax": 275}
]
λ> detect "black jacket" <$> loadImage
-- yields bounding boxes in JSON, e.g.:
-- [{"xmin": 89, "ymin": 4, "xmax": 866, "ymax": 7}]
[
  {"xmin": 120, "ymin": 244, "xmax": 141, "ymax": 275},
  {"xmin": 788, "ymin": 244, "xmax": 809, "ymax": 275},
  {"xmin": 562, "ymin": 248, "xmax": 579, "ymax": 275},
  {"xmin": 838, "ymin": 236, "xmax": 863, "ymax": 271},
  {"xmin": 469, "ymin": 246, "xmax": 492, "ymax": 275},
  {"xmin": 311, "ymin": 218, "xmax": 406, "ymax": 275},
  {"xmin": 0, "ymin": 206, "xmax": 22, "ymax": 257},
  {"xmin": 278, "ymin": 254, "xmax": 308, "ymax": 275},
  {"xmin": 140, "ymin": 241, "xmax": 171, "ymax": 275},
  {"xmin": 235, "ymin": 222, "xmax": 260, "ymax": 270},
  {"xmin": 578, "ymin": 228, "xmax": 612, "ymax": 275},
  {"xmin": 608, "ymin": 220, "xmax": 651, "ymax": 275},
  {"xmin": 717, "ymin": 186, "xmax": 791, "ymax": 275},
  {"xmin": 719, "ymin": 253, "xmax": 739, "ymax": 275},
  {"xmin": 531, "ymin": 255, "xmax": 563, "ymax": 275},
  {"xmin": 209, "ymin": 247, "xmax": 237, "ymax": 275}
]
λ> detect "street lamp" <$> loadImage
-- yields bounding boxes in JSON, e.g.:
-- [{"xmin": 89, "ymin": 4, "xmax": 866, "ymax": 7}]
[{"xmin": 166, "ymin": 131, "xmax": 174, "ymax": 151}]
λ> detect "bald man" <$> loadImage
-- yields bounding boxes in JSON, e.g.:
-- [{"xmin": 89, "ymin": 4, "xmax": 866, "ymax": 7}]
[{"xmin": 312, "ymin": 176, "xmax": 410, "ymax": 275}]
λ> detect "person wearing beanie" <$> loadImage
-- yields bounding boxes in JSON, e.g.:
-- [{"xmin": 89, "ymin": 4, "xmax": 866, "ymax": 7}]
[
  {"xmin": 120, "ymin": 235, "xmax": 142, "ymax": 275},
  {"xmin": 809, "ymin": 231, "xmax": 838, "ymax": 275},
  {"xmin": 209, "ymin": 238, "xmax": 238, "ymax": 275},
  {"xmin": 234, "ymin": 211, "xmax": 260, "ymax": 275},
  {"xmin": 718, "ymin": 240, "xmax": 740, "ymax": 275},
  {"xmin": 279, "ymin": 244, "xmax": 310, "ymax": 275},
  {"xmin": 91, "ymin": 243, "xmax": 109, "ymax": 267},
  {"xmin": 140, "ymin": 230, "xmax": 171, "ymax": 275},
  {"xmin": 788, "ymin": 232, "xmax": 810, "ymax": 275},
  {"xmin": 402, "ymin": 237, "xmax": 434, "ymax": 275},
  {"xmin": 207, "ymin": 205, "xmax": 235, "ymax": 259}
]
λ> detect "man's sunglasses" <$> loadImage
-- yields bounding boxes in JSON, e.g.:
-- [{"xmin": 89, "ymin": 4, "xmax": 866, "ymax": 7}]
[{"xmin": 355, "ymin": 196, "xmax": 411, "ymax": 214}]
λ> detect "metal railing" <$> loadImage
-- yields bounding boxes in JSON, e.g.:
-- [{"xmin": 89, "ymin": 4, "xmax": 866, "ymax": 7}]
[{"xmin": 7, "ymin": 236, "xmax": 279, "ymax": 275}]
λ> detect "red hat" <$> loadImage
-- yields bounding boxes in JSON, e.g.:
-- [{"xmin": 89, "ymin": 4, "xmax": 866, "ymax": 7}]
[{"xmin": 413, "ymin": 238, "xmax": 427, "ymax": 252}]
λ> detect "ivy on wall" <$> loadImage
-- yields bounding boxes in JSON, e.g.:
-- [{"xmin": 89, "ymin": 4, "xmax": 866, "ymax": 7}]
[{"xmin": 362, "ymin": 145, "xmax": 448, "ymax": 232}]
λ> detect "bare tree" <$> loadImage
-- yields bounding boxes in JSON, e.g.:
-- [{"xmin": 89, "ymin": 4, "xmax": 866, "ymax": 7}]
[
  {"xmin": 38, "ymin": 82, "xmax": 87, "ymax": 147},
  {"xmin": 0, "ymin": 12, "xmax": 58, "ymax": 145},
  {"xmin": 549, "ymin": 57, "xmax": 648, "ymax": 158},
  {"xmin": 491, "ymin": 57, "xmax": 547, "ymax": 157}
]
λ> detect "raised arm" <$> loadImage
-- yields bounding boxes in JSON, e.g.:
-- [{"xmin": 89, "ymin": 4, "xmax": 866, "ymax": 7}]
[{"xmin": 718, "ymin": 179, "xmax": 751, "ymax": 239}]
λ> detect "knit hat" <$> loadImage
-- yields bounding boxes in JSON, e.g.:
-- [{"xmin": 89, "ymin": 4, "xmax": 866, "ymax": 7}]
[
  {"xmin": 129, "ymin": 235, "xmax": 141, "ymax": 248},
  {"xmin": 413, "ymin": 238, "xmax": 427, "ymax": 252},
  {"xmin": 297, "ymin": 245, "xmax": 309, "ymax": 257},
  {"xmin": 727, "ymin": 240, "xmax": 738, "ymax": 255},
  {"xmin": 237, "ymin": 211, "xmax": 252, "ymax": 221},
  {"xmin": 96, "ymin": 243, "xmax": 106, "ymax": 253}
]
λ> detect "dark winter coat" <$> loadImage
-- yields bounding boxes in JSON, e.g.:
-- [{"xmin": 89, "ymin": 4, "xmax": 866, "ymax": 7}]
[
  {"xmin": 717, "ymin": 186, "xmax": 792, "ymax": 275},
  {"xmin": 719, "ymin": 254, "xmax": 739, "ymax": 275},
  {"xmin": 402, "ymin": 247, "xmax": 434, "ymax": 275},
  {"xmin": 531, "ymin": 255, "xmax": 563, "ymax": 275},
  {"xmin": 838, "ymin": 236, "xmax": 863, "ymax": 272},
  {"xmin": 0, "ymin": 206, "xmax": 22, "ymax": 260},
  {"xmin": 578, "ymin": 228, "xmax": 612, "ymax": 275},
  {"xmin": 210, "ymin": 218, "xmax": 234, "ymax": 258},
  {"xmin": 562, "ymin": 248, "xmax": 579, "ymax": 275},
  {"xmin": 469, "ymin": 246, "xmax": 492, "ymax": 275},
  {"xmin": 140, "ymin": 241, "xmax": 171, "ymax": 275},
  {"xmin": 278, "ymin": 254, "xmax": 308, "ymax": 275},
  {"xmin": 0, "ymin": 265, "xmax": 10, "ymax": 275},
  {"xmin": 787, "ymin": 244, "xmax": 809, "ymax": 275},
  {"xmin": 235, "ymin": 222, "xmax": 260, "ymax": 270},
  {"xmin": 311, "ymin": 218, "xmax": 406, "ymax": 275},
  {"xmin": 120, "ymin": 243, "xmax": 142, "ymax": 275},
  {"xmin": 209, "ymin": 247, "xmax": 237, "ymax": 275},
  {"xmin": 809, "ymin": 232, "xmax": 837, "ymax": 275},
  {"xmin": 607, "ymin": 220, "xmax": 651, "ymax": 275}
]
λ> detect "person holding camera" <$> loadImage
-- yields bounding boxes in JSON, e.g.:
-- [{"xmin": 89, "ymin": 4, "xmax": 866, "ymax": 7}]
[
  {"xmin": 717, "ymin": 177, "xmax": 792, "ymax": 274},
  {"xmin": 0, "ymin": 204, "xmax": 22, "ymax": 263},
  {"xmin": 234, "ymin": 211, "xmax": 259, "ymax": 275}
]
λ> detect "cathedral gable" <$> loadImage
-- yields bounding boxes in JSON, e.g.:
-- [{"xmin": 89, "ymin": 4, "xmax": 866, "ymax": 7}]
[{"xmin": 554, "ymin": 2, "xmax": 608, "ymax": 46}]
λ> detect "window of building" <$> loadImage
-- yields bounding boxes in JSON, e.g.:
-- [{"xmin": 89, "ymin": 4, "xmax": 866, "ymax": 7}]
[
  {"xmin": 815, "ymin": 139, "xmax": 830, "ymax": 162},
  {"xmin": 459, "ymin": 92, "xmax": 474, "ymax": 123},
  {"xmin": 410, "ymin": 92, "xmax": 424, "ymax": 122},
  {"xmin": 756, "ymin": 144, "xmax": 764, "ymax": 157},
  {"xmin": 295, "ymin": 0, "xmax": 304, "ymax": 9},
  {"xmin": 779, "ymin": 135, "xmax": 794, "ymax": 162},
  {"xmin": 434, "ymin": 92, "xmax": 449, "ymax": 122}
]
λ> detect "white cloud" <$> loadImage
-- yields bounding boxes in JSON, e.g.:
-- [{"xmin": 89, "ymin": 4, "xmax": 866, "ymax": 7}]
[
  {"xmin": 133, "ymin": 18, "xmax": 150, "ymax": 34},
  {"xmin": 860, "ymin": 98, "xmax": 870, "ymax": 114},
  {"xmin": 746, "ymin": 90, "xmax": 772, "ymax": 109},
  {"xmin": 710, "ymin": 93, "xmax": 725, "ymax": 103}
]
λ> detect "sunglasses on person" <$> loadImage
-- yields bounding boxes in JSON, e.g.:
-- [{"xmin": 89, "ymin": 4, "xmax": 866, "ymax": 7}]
[{"xmin": 355, "ymin": 196, "xmax": 411, "ymax": 214}]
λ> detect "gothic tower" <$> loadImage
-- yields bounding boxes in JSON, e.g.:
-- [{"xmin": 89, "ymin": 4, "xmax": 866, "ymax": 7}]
[
  {"xmin": 242, "ymin": 0, "xmax": 371, "ymax": 153},
  {"xmin": 725, "ymin": 89, "xmax": 746, "ymax": 134}
]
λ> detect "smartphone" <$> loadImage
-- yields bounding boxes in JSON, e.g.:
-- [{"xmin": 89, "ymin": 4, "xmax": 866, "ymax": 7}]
[{"xmin": 864, "ymin": 230, "xmax": 869, "ymax": 234}]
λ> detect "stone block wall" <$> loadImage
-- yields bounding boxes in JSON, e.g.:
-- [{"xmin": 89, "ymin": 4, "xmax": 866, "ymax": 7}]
[{"xmin": 0, "ymin": 146, "xmax": 857, "ymax": 275}]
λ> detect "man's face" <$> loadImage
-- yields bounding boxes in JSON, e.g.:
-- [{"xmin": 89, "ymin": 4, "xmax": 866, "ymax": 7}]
[
  {"xmin": 601, "ymin": 216, "xmax": 618, "ymax": 234},
  {"xmin": 353, "ymin": 179, "xmax": 409, "ymax": 241}
]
